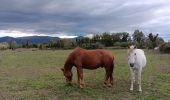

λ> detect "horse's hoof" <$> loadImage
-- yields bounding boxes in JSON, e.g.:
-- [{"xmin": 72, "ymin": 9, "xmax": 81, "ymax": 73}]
[
  {"xmin": 107, "ymin": 83, "xmax": 113, "ymax": 87},
  {"xmin": 103, "ymin": 82, "xmax": 108, "ymax": 86},
  {"xmin": 80, "ymin": 84, "xmax": 85, "ymax": 89},
  {"xmin": 103, "ymin": 84, "xmax": 107, "ymax": 87},
  {"xmin": 80, "ymin": 86, "xmax": 84, "ymax": 89},
  {"xmin": 130, "ymin": 89, "xmax": 133, "ymax": 92}
]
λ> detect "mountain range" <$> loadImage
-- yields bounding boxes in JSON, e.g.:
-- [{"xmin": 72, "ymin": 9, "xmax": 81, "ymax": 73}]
[{"xmin": 0, "ymin": 36, "xmax": 60, "ymax": 44}]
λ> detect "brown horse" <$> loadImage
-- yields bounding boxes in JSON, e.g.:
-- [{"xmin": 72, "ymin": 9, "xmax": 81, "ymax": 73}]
[{"xmin": 61, "ymin": 47, "xmax": 115, "ymax": 88}]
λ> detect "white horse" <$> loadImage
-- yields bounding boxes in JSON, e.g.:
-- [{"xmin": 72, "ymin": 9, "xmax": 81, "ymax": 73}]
[{"xmin": 128, "ymin": 45, "xmax": 146, "ymax": 92}]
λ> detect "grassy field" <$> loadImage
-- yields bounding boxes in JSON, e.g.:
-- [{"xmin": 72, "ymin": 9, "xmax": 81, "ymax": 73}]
[{"xmin": 0, "ymin": 48, "xmax": 170, "ymax": 100}]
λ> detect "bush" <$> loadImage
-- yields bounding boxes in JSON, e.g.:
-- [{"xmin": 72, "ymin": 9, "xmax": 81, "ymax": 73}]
[
  {"xmin": 32, "ymin": 44, "xmax": 38, "ymax": 48},
  {"xmin": 62, "ymin": 39, "xmax": 77, "ymax": 49},
  {"xmin": 159, "ymin": 42, "xmax": 170, "ymax": 53},
  {"xmin": 0, "ymin": 42, "xmax": 9, "ymax": 50},
  {"xmin": 114, "ymin": 42, "xmax": 130, "ymax": 47},
  {"xmin": 8, "ymin": 41, "xmax": 17, "ymax": 50}
]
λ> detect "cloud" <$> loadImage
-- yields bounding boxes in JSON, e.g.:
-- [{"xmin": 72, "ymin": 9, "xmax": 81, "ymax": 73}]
[
  {"xmin": 0, "ymin": 30, "xmax": 44, "ymax": 37},
  {"xmin": 0, "ymin": 0, "xmax": 170, "ymax": 40}
]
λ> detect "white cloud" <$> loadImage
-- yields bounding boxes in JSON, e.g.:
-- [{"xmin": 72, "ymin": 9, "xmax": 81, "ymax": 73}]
[
  {"xmin": 0, "ymin": 30, "xmax": 47, "ymax": 37},
  {"xmin": 0, "ymin": 30, "xmax": 77, "ymax": 38}
]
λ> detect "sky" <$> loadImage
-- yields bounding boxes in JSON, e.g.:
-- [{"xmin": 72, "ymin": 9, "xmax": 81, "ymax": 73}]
[{"xmin": 0, "ymin": 0, "xmax": 170, "ymax": 40}]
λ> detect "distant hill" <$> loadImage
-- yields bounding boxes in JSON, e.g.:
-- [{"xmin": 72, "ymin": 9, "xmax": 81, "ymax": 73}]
[{"xmin": 0, "ymin": 36, "xmax": 60, "ymax": 44}]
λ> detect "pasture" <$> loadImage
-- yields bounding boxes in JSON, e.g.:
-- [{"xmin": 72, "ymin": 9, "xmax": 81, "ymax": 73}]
[{"xmin": 0, "ymin": 49, "xmax": 169, "ymax": 100}]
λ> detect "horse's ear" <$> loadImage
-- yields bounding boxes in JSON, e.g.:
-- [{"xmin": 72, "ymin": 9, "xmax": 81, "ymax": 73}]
[
  {"xmin": 134, "ymin": 45, "xmax": 137, "ymax": 49},
  {"xmin": 128, "ymin": 46, "xmax": 130, "ymax": 49},
  {"xmin": 61, "ymin": 68, "xmax": 64, "ymax": 72}
]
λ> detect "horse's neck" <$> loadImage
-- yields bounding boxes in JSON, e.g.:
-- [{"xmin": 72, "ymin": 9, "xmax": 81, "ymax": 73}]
[
  {"xmin": 64, "ymin": 59, "xmax": 73, "ymax": 70},
  {"xmin": 135, "ymin": 49, "xmax": 146, "ymax": 67}
]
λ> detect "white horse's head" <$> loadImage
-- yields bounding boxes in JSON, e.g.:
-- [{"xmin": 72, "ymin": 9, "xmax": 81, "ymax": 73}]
[{"xmin": 128, "ymin": 45, "xmax": 137, "ymax": 67}]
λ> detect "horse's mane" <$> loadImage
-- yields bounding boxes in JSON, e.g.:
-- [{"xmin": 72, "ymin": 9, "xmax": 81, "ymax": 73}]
[
  {"xmin": 64, "ymin": 47, "xmax": 84, "ymax": 68},
  {"xmin": 128, "ymin": 45, "xmax": 136, "ymax": 55},
  {"xmin": 130, "ymin": 45, "xmax": 135, "ymax": 49}
]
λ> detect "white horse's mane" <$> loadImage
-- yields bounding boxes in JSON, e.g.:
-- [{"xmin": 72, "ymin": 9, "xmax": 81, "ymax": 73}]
[
  {"xmin": 128, "ymin": 45, "xmax": 136, "ymax": 55},
  {"xmin": 129, "ymin": 45, "xmax": 135, "ymax": 49}
]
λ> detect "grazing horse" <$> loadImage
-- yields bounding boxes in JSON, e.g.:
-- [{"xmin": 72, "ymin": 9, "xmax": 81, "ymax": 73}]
[
  {"xmin": 61, "ymin": 47, "xmax": 115, "ymax": 88},
  {"xmin": 128, "ymin": 45, "xmax": 146, "ymax": 92}
]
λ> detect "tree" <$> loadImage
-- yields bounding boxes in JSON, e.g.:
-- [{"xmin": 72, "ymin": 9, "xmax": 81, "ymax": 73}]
[
  {"xmin": 156, "ymin": 37, "xmax": 164, "ymax": 46},
  {"xmin": 120, "ymin": 32, "xmax": 129, "ymax": 42},
  {"xmin": 32, "ymin": 44, "xmax": 38, "ymax": 48},
  {"xmin": 92, "ymin": 34, "xmax": 101, "ymax": 43},
  {"xmin": 25, "ymin": 40, "xmax": 30, "ymax": 48},
  {"xmin": 132, "ymin": 30, "xmax": 145, "ymax": 48},
  {"xmin": 101, "ymin": 32, "xmax": 112, "ymax": 46},
  {"xmin": 159, "ymin": 42, "xmax": 170, "ymax": 53},
  {"xmin": 48, "ymin": 40, "xmax": 57, "ymax": 49},
  {"xmin": 112, "ymin": 33, "xmax": 122, "ymax": 43},
  {"xmin": 0, "ymin": 42, "xmax": 9, "ymax": 50},
  {"xmin": 76, "ymin": 36, "xmax": 84, "ymax": 47},
  {"xmin": 56, "ymin": 40, "xmax": 64, "ymax": 48},
  {"xmin": 8, "ymin": 41, "xmax": 17, "ymax": 50},
  {"xmin": 147, "ymin": 33, "xmax": 159, "ymax": 49}
]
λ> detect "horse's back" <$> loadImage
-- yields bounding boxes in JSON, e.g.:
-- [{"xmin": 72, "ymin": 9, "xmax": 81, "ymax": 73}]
[
  {"xmin": 70, "ymin": 48, "xmax": 114, "ymax": 69},
  {"xmin": 96, "ymin": 49, "xmax": 114, "ymax": 64},
  {"xmin": 73, "ymin": 48, "xmax": 114, "ymax": 60}
]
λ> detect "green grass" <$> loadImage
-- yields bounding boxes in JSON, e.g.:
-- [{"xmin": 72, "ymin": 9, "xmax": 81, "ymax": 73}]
[{"xmin": 0, "ymin": 49, "xmax": 170, "ymax": 100}]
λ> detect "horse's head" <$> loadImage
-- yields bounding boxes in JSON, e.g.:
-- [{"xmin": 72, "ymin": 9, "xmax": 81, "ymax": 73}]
[
  {"xmin": 61, "ymin": 68, "xmax": 73, "ymax": 83},
  {"xmin": 128, "ymin": 45, "xmax": 137, "ymax": 67}
]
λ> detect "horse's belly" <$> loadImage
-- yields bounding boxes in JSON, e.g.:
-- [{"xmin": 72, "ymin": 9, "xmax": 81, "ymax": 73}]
[
  {"xmin": 82, "ymin": 65, "xmax": 101, "ymax": 69},
  {"xmin": 82, "ymin": 62, "xmax": 102, "ymax": 69}
]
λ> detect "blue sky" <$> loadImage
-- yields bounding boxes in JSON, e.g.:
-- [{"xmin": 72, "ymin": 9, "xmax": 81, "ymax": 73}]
[{"xmin": 0, "ymin": 0, "xmax": 170, "ymax": 40}]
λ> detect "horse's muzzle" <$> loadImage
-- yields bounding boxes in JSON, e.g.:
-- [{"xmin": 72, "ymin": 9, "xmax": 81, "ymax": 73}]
[{"xmin": 130, "ymin": 63, "xmax": 134, "ymax": 67}]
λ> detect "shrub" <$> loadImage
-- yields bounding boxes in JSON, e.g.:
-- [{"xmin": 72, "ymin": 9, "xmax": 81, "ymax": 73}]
[
  {"xmin": 0, "ymin": 42, "xmax": 9, "ymax": 50},
  {"xmin": 159, "ymin": 42, "xmax": 170, "ymax": 53},
  {"xmin": 114, "ymin": 42, "xmax": 129, "ymax": 47},
  {"xmin": 8, "ymin": 41, "xmax": 17, "ymax": 50}
]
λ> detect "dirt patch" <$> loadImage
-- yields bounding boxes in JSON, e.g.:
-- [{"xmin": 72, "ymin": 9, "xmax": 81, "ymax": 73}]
[{"xmin": 157, "ymin": 66, "xmax": 170, "ymax": 73}]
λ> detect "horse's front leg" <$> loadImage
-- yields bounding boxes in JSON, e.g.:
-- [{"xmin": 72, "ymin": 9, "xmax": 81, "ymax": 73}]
[
  {"xmin": 138, "ymin": 68, "xmax": 142, "ymax": 92},
  {"xmin": 130, "ymin": 68, "xmax": 135, "ymax": 91},
  {"xmin": 77, "ymin": 69, "xmax": 80, "ymax": 84},
  {"xmin": 77, "ymin": 67, "xmax": 85, "ymax": 88}
]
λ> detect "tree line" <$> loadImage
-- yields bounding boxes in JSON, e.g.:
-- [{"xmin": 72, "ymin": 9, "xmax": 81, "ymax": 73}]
[{"xmin": 0, "ymin": 29, "xmax": 166, "ymax": 50}]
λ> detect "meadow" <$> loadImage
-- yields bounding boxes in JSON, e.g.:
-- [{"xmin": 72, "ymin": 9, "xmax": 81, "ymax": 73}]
[{"xmin": 0, "ymin": 48, "xmax": 170, "ymax": 100}]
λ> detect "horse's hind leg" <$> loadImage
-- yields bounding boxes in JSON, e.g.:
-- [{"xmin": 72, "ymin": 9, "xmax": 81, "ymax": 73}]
[
  {"xmin": 104, "ymin": 66, "xmax": 112, "ymax": 87},
  {"xmin": 109, "ymin": 65, "xmax": 114, "ymax": 86},
  {"xmin": 103, "ymin": 73, "xmax": 110, "ymax": 87}
]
